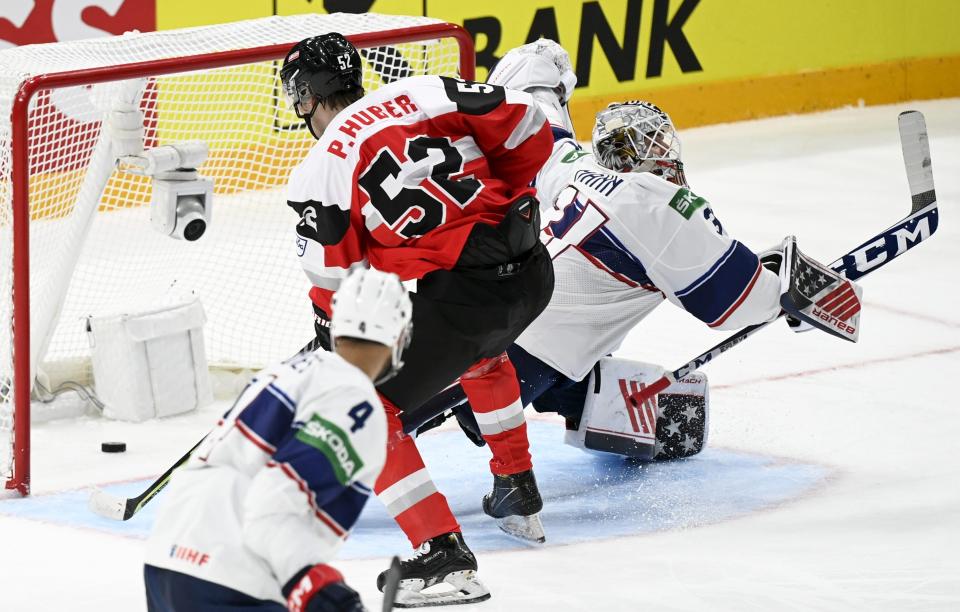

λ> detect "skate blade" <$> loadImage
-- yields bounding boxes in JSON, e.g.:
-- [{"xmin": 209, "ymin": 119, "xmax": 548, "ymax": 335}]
[
  {"xmin": 393, "ymin": 570, "xmax": 491, "ymax": 608},
  {"xmin": 496, "ymin": 513, "xmax": 546, "ymax": 545}
]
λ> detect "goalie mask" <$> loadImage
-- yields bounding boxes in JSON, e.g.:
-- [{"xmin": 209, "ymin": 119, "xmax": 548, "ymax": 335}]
[
  {"xmin": 280, "ymin": 33, "xmax": 363, "ymax": 138},
  {"xmin": 592, "ymin": 101, "xmax": 687, "ymax": 186},
  {"xmin": 331, "ymin": 267, "xmax": 413, "ymax": 385}
]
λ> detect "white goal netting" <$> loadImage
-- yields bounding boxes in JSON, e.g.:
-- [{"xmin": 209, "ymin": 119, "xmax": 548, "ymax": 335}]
[{"xmin": 0, "ymin": 13, "xmax": 469, "ymax": 492}]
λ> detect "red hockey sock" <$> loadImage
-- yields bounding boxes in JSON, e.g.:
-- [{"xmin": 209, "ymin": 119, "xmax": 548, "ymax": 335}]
[
  {"xmin": 373, "ymin": 394, "xmax": 460, "ymax": 548},
  {"xmin": 461, "ymin": 354, "xmax": 533, "ymax": 476}
]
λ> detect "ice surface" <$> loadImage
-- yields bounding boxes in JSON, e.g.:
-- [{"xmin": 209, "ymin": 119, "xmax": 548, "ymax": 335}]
[
  {"xmin": 0, "ymin": 423, "xmax": 828, "ymax": 553},
  {"xmin": 1, "ymin": 99, "xmax": 959, "ymax": 611}
]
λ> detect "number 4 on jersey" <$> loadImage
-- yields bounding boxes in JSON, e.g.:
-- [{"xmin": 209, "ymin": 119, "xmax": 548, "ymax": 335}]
[{"xmin": 348, "ymin": 401, "xmax": 373, "ymax": 432}]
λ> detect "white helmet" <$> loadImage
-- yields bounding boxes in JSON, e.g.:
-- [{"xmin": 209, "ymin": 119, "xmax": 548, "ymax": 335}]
[
  {"xmin": 591, "ymin": 100, "xmax": 687, "ymax": 186},
  {"xmin": 331, "ymin": 267, "xmax": 413, "ymax": 384}
]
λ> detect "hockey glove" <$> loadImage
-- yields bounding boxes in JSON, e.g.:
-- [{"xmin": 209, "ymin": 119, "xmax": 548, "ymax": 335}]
[
  {"xmin": 487, "ymin": 39, "xmax": 577, "ymax": 136},
  {"xmin": 487, "ymin": 39, "xmax": 576, "ymax": 103},
  {"xmin": 283, "ymin": 564, "xmax": 365, "ymax": 612},
  {"xmin": 452, "ymin": 404, "xmax": 487, "ymax": 448},
  {"xmin": 778, "ymin": 236, "xmax": 863, "ymax": 342},
  {"xmin": 758, "ymin": 244, "xmax": 804, "ymax": 332},
  {"xmin": 313, "ymin": 304, "xmax": 332, "ymax": 352}
]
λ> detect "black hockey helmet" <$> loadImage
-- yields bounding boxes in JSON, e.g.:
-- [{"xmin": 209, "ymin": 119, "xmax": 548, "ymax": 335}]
[{"xmin": 280, "ymin": 33, "xmax": 362, "ymax": 129}]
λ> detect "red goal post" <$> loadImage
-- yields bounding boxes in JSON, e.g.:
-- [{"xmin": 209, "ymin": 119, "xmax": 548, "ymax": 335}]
[{"xmin": 1, "ymin": 14, "xmax": 474, "ymax": 496}]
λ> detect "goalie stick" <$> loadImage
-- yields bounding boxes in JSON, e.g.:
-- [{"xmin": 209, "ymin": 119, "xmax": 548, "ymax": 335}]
[
  {"xmin": 88, "ymin": 436, "xmax": 205, "ymax": 521},
  {"xmin": 630, "ymin": 110, "xmax": 939, "ymax": 406}
]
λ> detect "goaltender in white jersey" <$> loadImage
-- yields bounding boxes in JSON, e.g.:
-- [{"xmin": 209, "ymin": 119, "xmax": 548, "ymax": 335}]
[
  {"xmin": 144, "ymin": 268, "xmax": 413, "ymax": 612},
  {"xmin": 408, "ymin": 42, "xmax": 863, "ymax": 540},
  {"xmin": 480, "ymin": 43, "xmax": 783, "ymax": 383},
  {"xmin": 516, "ymin": 104, "xmax": 782, "ymax": 381}
]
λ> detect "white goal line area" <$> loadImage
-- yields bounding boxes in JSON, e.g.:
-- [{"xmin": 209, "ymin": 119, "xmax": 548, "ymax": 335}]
[{"xmin": 0, "ymin": 13, "xmax": 473, "ymax": 493}]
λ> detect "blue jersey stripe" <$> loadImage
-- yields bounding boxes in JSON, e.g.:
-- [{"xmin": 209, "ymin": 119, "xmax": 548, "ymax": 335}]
[
  {"xmin": 351, "ymin": 480, "xmax": 372, "ymax": 494},
  {"xmin": 265, "ymin": 384, "xmax": 296, "ymax": 413},
  {"xmin": 237, "ymin": 390, "xmax": 296, "ymax": 450},
  {"xmin": 676, "ymin": 241, "xmax": 738, "ymax": 298},
  {"xmin": 551, "ymin": 127, "xmax": 576, "ymax": 142},
  {"xmin": 317, "ymin": 487, "xmax": 369, "ymax": 531},
  {"xmin": 273, "ymin": 437, "xmax": 371, "ymax": 531},
  {"xmin": 598, "ymin": 225, "xmax": 646, "ymax": 269},
  {"xmin": 676, "ymin": 242, "xmax": 761, "ymax": 324},
  {"xmin": 547, "ymin": 196, "xmax": 653, "ymax": 287},
  {"xmin": 582, "ymin": 229, "xmax": 653, "ymax": 286},
  {"xmin": 547, "ymin": 200, "xmax": 585, "ymax": 237}
]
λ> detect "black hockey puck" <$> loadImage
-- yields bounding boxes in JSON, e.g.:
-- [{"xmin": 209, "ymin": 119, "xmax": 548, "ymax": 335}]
[{"xmin": 101, "ymin": 441, "xmax": 126, "ymax": 453}]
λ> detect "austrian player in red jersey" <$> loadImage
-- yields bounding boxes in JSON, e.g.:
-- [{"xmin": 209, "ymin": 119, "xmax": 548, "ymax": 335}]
[{"xmin": 280, "ymin": 33, "xmax": 554, "ymax": 606}]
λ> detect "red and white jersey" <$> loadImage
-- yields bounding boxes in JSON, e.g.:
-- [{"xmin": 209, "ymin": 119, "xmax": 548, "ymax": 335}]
[
  {"xmin": 144, "ymin": 350, "xmax": 386, "ymax": 603},
  {"xmin": 516, "ymin": 137, "xmax": 781, "ymax": 381},
  {"xmin": 287, "ymin": 75, "xmax": 552, "ymax": 313}
]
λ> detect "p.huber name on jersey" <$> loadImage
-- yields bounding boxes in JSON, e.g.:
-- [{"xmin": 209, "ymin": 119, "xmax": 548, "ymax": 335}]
[
  {"xmin": 296, "ymin": 413, "xmax": 364, "ymax": 485},
  {"xmin": 326, "ymin": 94, "xmax": 420, "ymax": 160}
]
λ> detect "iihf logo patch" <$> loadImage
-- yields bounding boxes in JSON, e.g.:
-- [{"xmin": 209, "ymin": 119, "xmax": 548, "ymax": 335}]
[{"xmin": 297, "ymin": 237, "xmax": 307, "ymax": 257}]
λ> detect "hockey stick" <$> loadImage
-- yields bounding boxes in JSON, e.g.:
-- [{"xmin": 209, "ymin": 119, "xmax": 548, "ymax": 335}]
[
  {"xmin": 381, "ymin": 556, "xmax": 403, "ymax": 612},
  {"xmin": 630, "ymin": 110, "xmax": 939, "ymax": 405},
  {"xmin": 88, "ymin": 436, "xmax": 205, "ymax": 521},
  {"xmin": 88, "ymin": 340, "xmax": 317, "ymax": 520}
]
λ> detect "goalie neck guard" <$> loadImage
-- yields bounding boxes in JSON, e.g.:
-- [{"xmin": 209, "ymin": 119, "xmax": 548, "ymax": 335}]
[{"xmin": 592, "ymin": 100, "xmax": 687, "ymax": 186}]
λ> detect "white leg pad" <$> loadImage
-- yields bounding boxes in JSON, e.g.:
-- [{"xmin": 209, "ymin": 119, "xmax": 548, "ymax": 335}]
[{"xmin": 564, "ymin": 357, "xmax": 709, "ymax": 460}]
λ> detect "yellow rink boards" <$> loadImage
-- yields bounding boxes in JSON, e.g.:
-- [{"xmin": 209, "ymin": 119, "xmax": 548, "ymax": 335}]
[{"xmin": 157, "ymin": 0, "xmax": 960, "ymax": 131}]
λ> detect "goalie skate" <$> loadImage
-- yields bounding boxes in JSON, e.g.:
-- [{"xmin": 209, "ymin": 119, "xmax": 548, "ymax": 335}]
[
  {"xmin": 482, "ymin": 470, "xmax": 546, "ymax": 544},
  {"xmin": 377, "ymin": 532, "xmax": 491, "ymax": 608}
]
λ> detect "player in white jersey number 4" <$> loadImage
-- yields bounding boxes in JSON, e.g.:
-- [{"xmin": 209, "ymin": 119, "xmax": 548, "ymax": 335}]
[
  {"xmin": 144, "ymin": 267, "xmax": 413, "ymax": 612},
  {"xmin": 406, "ymin": 40, "xmax": 864, "ymax": 503}
]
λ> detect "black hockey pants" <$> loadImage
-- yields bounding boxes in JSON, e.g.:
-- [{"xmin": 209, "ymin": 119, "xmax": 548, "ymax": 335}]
[{"xmin": 377, "ymin": 195, "xmax": 554, "ymax": 414}]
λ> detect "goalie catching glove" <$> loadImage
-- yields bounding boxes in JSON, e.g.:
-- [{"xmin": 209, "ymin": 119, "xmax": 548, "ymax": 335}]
[{"xmin": 776, "ymin": 236, "xmax": 863, "ymax": 342}]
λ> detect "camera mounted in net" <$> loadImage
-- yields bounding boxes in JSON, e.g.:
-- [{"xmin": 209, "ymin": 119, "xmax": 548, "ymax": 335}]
[{"xmin": 118, "ymin": 141, "xmax": 214, "ymax": 241}]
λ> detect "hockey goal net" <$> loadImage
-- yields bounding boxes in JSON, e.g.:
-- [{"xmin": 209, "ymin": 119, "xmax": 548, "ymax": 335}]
[{"xmin": 0, "ymin": 13, "xmax": 473, "ymax": 495}]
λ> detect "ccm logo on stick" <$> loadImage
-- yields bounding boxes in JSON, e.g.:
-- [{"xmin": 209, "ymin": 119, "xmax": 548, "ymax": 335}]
[{"xmin": 833, "ymin": 209, "xmax": 937, "ymax": 279}]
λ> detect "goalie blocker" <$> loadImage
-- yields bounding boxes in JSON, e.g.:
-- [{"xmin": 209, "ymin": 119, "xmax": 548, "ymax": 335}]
[{"xmin": 778, "ymin": 235, "xmax": 863, "ymax": 343}]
